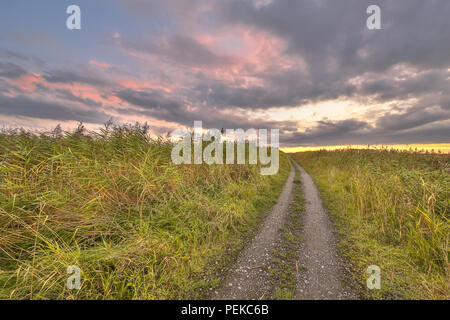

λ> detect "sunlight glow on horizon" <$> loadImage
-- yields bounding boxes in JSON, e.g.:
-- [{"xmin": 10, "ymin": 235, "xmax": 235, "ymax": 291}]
[{"xmin": 281, "ymin": 143, "xmax": 450, "ymax": 154}]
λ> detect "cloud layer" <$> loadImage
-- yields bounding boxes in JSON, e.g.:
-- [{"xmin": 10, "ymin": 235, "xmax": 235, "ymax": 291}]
[{"xmin": 0, "ymin": 0, "xmax": 449, "ymax": 145}]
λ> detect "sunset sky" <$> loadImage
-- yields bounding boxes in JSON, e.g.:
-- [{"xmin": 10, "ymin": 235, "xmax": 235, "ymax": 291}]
[{"xmin": 0, "ymin": 0, "xmax": 449, "ymax": 147}]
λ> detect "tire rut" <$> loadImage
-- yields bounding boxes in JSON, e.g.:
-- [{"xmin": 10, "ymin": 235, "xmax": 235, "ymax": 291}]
[
  {"xmin": 212, "ymin": 162, "xmax": 296, "ymax": 300},
  {"xmin": 292, "ymin": 160, "xmax": 357, "ymax": 300},
  {"xmin": 212, "ymin": 160, "xmax": 357, "ymax": 300}
]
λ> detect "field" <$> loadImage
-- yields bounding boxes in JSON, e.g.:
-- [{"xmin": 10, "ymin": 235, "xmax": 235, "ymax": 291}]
[
  {"xmin": 1, "ymin": 123, "xmax": 448, "ymax": 300},
  {"xmin": 0, "ymin": 124, "xmax": 289, "ymax": 299},
  {"xmin": 293, "ymin": 150, "xmax": 449, "ymax": 299}
]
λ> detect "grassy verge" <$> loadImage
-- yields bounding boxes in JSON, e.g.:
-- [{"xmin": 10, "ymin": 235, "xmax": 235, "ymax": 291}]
[
  {"xmin": 270, "ymin": 169, "xmax": 305, "ymax": 300},
  {"xmin": 293, "ymin": 150, "xmax": 449, "ymax": 299},
  {"xmin": 0, "ymin": 124, "xmax": 289, "ymax": 299}
]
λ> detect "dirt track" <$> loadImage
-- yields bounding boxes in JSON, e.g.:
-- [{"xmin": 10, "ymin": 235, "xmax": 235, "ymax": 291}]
[
  {"xmin": 292, "ymin": 160, "xmax": 356, "ymax": 300},
  {"xmin": 213, "ymin": 159, "xmax": 356, "ymax": 300},
  {"xmin": 212, "ymin": 162, "xmax": 295, "ymax": 299}
]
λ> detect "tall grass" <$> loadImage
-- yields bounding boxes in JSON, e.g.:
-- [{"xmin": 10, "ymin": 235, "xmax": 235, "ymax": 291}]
[
  {"xmin": 293, "ymin": 149, "xmax": 449, "ymax": 299},
  {"xmin": 0, "ymin": 123, "xmax": 289, "ymax": 299}
]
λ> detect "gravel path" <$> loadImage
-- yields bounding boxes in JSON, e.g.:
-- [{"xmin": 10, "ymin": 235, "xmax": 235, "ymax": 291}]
[
  {"xmin": 212, "ymin": 160, "xmax": 357, "ymax": 300},
  {"xmin": 212, "ymin": 162, "xmax": 296, "ymax": 300},
  {"xmin": 292, "ymin": 160, "xmax": 357, "ymax": 300}
]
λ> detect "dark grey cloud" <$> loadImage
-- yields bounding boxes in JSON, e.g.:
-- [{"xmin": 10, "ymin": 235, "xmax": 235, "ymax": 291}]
[
  {"xmin": 0, "ymin": 62, "xmax": 27, "ymax": 79},
  {"xmin": 195, "ymin": 81, "xmax": 303, "ymax": 109},
  {"xmin": 193, "ymin": 70, "xmax": 358, "ymax": 110},
  {"xmin": 0, "ymin": 94, "xmax": 108, "ymax": 123},
  {"xmin": 282, "ymin": 118, "xmax": 450, "ymax": 147},
  {"xmin": 220, "ymin": 0, "xmax": 450, "ymax": 72},
  {"xmin": 55, "ymin": 88, "xmax": 103, "ymax": 108},
  {"xmin": 360, "ymin": 70, "xmax": 450, "ymax": 102},
  {"xmin": 116, "ymin": 88, "xmax": 182, "ymax": 111},
  {"xmin": 281, "ymin": 100, "xmax": 450, "ymax": 146},
  {"xmin": 114, "ymin": 87, "xmax": 299, "ymax": 133},
  {"xmin": 376, "ymin": 105, "xmax": 450, "ymax": 131},
  {"xmin": 440, "ymin": 98, "xmax": 450, "ymax": 111},
  {"xmin": 1, "ymin": 49, "xmax": 29, "ymax": 61},
  {"xmin": 42, "ymin": 70, "xmax": 111, "ymax": 87},
  {"xmin": 164, "ymin": 35, "xmax": 235, "ymax": 67},
  {"xmin": 283, "ymin": 119, "xmax": 370, "ymax": 145},
  {"xmin": 123, "ymin": 34, "xmax": 236, "ymax": 68}
]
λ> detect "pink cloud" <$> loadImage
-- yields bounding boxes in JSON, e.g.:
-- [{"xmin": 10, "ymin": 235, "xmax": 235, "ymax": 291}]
[
  {"xmin": 89, "ymin": 60, "xmax": 112, "ymax": 68},
  {"xmin": 9, "ymin": 73, "xmax": 44, "ymax": 92}
]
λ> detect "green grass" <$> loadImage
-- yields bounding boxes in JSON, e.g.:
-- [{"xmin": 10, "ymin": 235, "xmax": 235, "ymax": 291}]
[
  {"xmin": 292, "ymin": 149, "xmax": 449, "ymax": 299},
  {"xmin": 0, "ymin": 123, "xmax": 289, "ymax": 299},
  {"xmin": 270, "ymin": 172, "xmax": 305, "ymax": 300}
]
